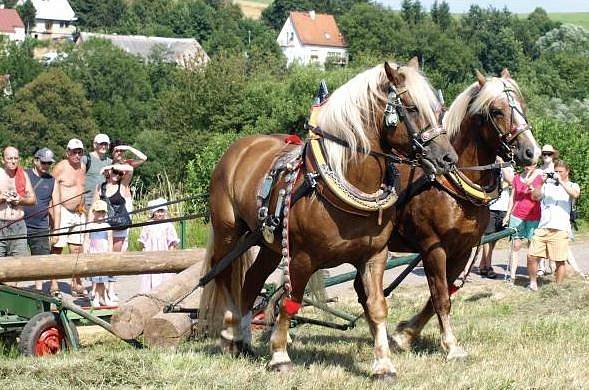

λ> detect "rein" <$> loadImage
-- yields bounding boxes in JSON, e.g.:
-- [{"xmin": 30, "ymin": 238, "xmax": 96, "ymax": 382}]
[{"xmin": 310, "ymin": 127, "xmax": 417, "ymax": 166}]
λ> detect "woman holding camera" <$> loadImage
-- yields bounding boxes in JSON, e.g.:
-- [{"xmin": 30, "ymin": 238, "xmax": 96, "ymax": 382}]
[{"xmin": 504, "ymin": 162, "xmax": 543, "ymax": 282}]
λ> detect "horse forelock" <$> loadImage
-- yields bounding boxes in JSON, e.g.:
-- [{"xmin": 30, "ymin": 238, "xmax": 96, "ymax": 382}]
[
  {"xmin": 398, "ymin": 66, "xmax": 440, "ymax": 131},
  {"xmin": 317, "ymin": 64, "xmax": 390, "ymax": 178},
  {"xmin": 445, "ymin": 77, "xmax": 525, "ymax": 141}
]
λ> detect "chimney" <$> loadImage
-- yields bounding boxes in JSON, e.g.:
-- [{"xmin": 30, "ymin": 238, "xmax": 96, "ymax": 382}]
[{"xmin": 309, "ymin": 10, "xmax": 315, "ymax": 20}]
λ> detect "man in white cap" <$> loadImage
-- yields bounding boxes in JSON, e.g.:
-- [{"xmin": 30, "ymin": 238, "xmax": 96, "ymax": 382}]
[
  {"xmin": 83, "ymin": 134, "xmax": 112, "ymax": 211},
  {"xmin": 52, "ymin": 138, "xmax": 87, "ymax": 295},
  {"xmin": 24, "ymin": 148, "xmax": 61, "ymax": 291}
]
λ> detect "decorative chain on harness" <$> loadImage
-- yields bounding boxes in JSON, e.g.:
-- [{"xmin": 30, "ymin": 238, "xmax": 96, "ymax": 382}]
[{"xmin": 279, "ymin": 161, "xmax": 302, "ymax": 297}]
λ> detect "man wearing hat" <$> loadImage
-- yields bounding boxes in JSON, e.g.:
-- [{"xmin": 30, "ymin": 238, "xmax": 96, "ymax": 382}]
[
  {"xmin": 83, "ymin": 134, "xmax": 112, "ymax": 211},
  {"xmin": 52, "ymin": 138, "xmax": 88, "ymax": 294},
  {"xmin": 24, "ymin": 148, "xmax": 61, "ymax": 291}
]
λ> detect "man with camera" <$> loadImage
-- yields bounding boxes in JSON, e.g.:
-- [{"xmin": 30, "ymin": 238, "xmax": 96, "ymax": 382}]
[
  {"xmin": 0, "ymin": 146, "xmax": 37, "ymax": 261},
  {"xmin": 527, "ymin": 160, "xmax": 581, "ymax": 291}
]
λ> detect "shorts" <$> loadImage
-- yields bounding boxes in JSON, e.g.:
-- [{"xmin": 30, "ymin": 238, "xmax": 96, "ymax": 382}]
[
  {"xmin": 0, "ymin": 220, "xmax": 29, "ymax": 257},
  {"xmin": 112, "ymin": 228, "xmax": 128, "ymax": 239},
  {"xmin": 508, "ymin": 215, "xmax": 539, "ymax": 240},
  {"xmin": 485, "ymin": 210, "xmax": 506, "ymax": 234},
  {"xmin": 27, "ymin": 228, "xmax": 50, "ymax": 255},
  {"xmin": 528, "ymin": 228, "xmax": 569, "ymax": 262},
  {"xmin": 54, "ymin": 206, "xmax": 85, "ymax": 248}
]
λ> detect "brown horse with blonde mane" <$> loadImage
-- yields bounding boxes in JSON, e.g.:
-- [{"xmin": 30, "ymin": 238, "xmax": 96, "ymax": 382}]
[
  {"xmin": 380, "ymin": 69, "xmax": 540, "ymax": 360},
  {"xmin": 198, "ymin": 58, "xmax": 457, "ymax": 379}
]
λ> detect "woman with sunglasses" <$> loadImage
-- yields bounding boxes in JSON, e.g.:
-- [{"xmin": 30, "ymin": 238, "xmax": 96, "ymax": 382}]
[
  {"xmin": 537, "ymin": 144, "xmax": 559, "ymax": 275},
  {"xmin": 93, "ymin": 164, "xmax": 133, "ymax": 302}
]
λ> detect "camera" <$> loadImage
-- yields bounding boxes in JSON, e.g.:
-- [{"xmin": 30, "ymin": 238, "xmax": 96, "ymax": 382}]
[{"xmin": 546, "ymin": 172, "xmax": 555, "ymax": 179}]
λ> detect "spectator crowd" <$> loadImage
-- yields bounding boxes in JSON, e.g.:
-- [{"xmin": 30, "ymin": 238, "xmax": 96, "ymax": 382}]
[
  {"xmin": 0, "ymin": 135, "xmax": 179, "ymax": 307},
  {"xmin": 478, "ymin": 144, "xmax": 583, "ymax": 291}
]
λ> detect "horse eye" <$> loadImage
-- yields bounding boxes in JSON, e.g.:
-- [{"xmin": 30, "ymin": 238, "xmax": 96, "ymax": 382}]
[{"xmin": 490, "ymin": 109, "xmax": 503, "ymax": 117}]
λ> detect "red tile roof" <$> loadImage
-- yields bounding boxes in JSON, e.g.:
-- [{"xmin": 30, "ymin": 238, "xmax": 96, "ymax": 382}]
[
  {"xmin": 0, "ymin": 9, "xmax": 24, "ymax": 34},
  {"xmin": 290, "ymin": 11, "xmax": 347, "ymax": 48}
]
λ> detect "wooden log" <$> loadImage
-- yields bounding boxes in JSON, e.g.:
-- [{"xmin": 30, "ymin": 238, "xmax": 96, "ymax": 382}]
[
  {"xmin": 110, "ymin": 259, "xmax": 205, "ymax": 340},
  {"xmin": 143, "ymin": 291, "xmax": 200, "ymax": 348},
  {"xmin": 0, "ymin": 249, "xmax": 205, "ymax": 282}
]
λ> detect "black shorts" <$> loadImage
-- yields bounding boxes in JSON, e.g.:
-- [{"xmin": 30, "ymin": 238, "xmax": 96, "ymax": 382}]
[
  {"xmin": 485, "ymin": 210, "xmax": 506, "ymax": 234},
  {"xmin": 27, "ymin": 228, "xmax": 51, "ymax": 256}
]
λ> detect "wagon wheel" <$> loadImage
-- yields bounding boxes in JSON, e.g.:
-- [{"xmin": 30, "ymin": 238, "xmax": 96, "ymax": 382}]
[{"xmin": 18, "ymin": 312, "xmax": 79, "ymax": 357}]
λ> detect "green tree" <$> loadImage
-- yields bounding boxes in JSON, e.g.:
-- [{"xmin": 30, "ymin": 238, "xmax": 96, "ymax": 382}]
[
  {"xmin": 430, "ymin": 0, "xmax": 451, "ymax": 31},
  {"xmin": 261, "ymin": 0, "xmax": 313, "ymax": 31},
  {"xmin": 0, "ymin": 69, "xmax": 97, "ymax": 155},
  {"xmin": 69, "ymin": 0, "xmax": 127, "ymax": 30},
  {"xmin": 0, "ymin": 39, "xmax": 43, "ymax": 93},
  {"xmin": 16, "ymin": 0, "xmax": 36, "ymax": 34}
]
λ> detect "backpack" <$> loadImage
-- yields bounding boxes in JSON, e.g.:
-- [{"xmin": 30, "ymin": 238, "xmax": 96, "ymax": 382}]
[{"xmin": 100, "ymin": 183, "xmax": 132, "ymax": 230}]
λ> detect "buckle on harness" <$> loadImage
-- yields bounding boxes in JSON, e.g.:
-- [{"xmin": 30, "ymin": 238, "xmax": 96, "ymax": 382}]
[{"xmin": 258, "ymin": 207, "xmax": 268, "ymax": 221}]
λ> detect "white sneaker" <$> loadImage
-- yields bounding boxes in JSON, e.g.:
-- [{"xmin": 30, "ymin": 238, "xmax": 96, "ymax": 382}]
[
  {"xmin": 91, "ymin": 295, "xmax": 101, "ymax": 308},
  {"xmin": 108, "ymin": 292, "xmax": 120, "ymax": 303}
]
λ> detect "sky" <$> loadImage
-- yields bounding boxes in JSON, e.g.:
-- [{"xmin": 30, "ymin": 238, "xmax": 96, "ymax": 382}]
[{"xmin": 377, "ymin": 0, "xmax": 589, "ymax": 13}]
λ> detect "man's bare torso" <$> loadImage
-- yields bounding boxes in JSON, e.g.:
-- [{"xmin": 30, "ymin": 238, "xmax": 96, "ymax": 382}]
[{"xmin": 54, "ymin": 160, "xmax": 86, "ymax": 211}]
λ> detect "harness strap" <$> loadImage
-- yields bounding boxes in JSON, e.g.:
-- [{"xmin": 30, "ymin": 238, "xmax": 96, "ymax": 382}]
[{"xmin": 458, "ymin": 161, "xmax": 512, "ymax": 171}]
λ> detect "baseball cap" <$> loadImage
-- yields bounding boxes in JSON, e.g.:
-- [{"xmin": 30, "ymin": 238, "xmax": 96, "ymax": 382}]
[
  {"xmin": 67, "ymin": 138, "xmax": 84, "ymax": 150},
  {"xmin": 34, "ymin": 147, "xmax": 55, "ymax": 163},
  {"xmin": 94, "ymin": 133, "xmax": 110, "ymax": 144},
  {"xmin": 148, "ymin": 198, "xmax": 168, "ymax": 212},
  {"xmin": 91, "ymin": 199, "xmax": 108, "ymax": 213}
]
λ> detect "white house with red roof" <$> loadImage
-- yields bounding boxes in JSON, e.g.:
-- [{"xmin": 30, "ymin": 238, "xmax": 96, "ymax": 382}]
[
  {"xmin": 0, "ymin": 8, "xmax": 25, "ymax": 42},
  {"xmin": 277, "ymin": 10, "xmax": 348, "ymax": 67}
]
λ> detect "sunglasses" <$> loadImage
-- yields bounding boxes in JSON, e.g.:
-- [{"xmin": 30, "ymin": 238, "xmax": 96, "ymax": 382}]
[
  {"xmin": 542, "ymin": 152, "xmax": 553, "ymax": 156},
  {"xmin": 69, "ymin": 149, "xmax": 84, "ymax": 155},
  {"xmin": 40, "ymin": 161, "xmax": 53, "ymax": 166},
  {"xmin": 98, "ymin": 142, "xmax": 109, "ymax": 147},
  {"xmin": 111, "ymin": 170, "xmax": 123, "ymax": 176}
]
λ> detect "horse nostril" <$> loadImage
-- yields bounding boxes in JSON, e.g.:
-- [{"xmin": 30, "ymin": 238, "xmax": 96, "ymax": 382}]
[
  {"xmin": 525, "ymin": 148, "xmax": 534, "ymax": 159},
  {"xmin": 443, "ymin": 153, "xmax": 455, "ymax": 165}
]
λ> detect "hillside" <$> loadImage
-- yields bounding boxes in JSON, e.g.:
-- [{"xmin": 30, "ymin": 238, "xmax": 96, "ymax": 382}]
[{"xmin": 548, "ymin": 12, "xmax": 589, "ymax": 29}]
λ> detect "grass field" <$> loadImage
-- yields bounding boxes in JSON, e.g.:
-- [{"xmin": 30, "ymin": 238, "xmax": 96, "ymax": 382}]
[
  {"xmin": 548, "ymin": 12, "xmax": 589, "ymax": 29},
  {"xmin": 2, "ymin": 278, "xmax": 588, "ymax": 388}
]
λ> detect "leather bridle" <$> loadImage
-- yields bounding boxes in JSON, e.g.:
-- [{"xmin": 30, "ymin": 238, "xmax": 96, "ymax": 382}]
[
  {"xmin": 488, "ymin": 81, "xmax": 532, "ymax": 162},
  {"xmin": 383, "ymin": 85, "xmax": 447, "ymax": 164}
]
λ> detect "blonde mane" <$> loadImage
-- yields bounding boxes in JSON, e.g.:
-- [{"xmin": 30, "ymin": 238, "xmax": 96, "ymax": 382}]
[
  {"xmin": 317, "ymin": 63, "xmax": 441, "ymax": 178},
  {"xmin": 444, "ymin": 77, "xmax": 523, "ymax": 139}
]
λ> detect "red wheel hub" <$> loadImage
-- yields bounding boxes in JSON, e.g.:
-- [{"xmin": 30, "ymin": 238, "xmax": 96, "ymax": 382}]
[{"xmin": 35, "ymin": 327, "xmax": 64, "ymax": 356}]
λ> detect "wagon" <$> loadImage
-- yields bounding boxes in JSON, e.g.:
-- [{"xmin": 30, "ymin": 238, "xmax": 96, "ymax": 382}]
[{"xmin": 0, "ymin": 284, "xmax": 119, "ymax": 356}]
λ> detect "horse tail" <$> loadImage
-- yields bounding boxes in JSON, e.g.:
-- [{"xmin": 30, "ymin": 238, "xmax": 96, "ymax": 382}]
[{"xmin": 197, "ymin": 226, "xmax": 256, "ymax": 337}]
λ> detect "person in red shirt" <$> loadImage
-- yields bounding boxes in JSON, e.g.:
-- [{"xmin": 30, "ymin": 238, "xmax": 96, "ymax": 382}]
[{"xmin": 504, "ymin": 163, "xmax": 543, "ymax": 282}]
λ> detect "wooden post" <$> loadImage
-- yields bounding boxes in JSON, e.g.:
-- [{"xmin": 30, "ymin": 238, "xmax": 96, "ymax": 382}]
[
  {"xmin": 0, "ymin": 249, "xmax": 205, "ymax": 282},
  {"xmin": 110, "ymin": 259, "xmax": 205, "ymax": 340}
]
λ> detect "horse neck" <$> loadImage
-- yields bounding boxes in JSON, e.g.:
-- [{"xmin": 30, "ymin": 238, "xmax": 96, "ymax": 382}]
[
  {"xmin": 452, "ymin": 116, "xmax": 497, "ymax": 188},
  {"xmin": 344, "ymin": 133, "xmax": 387, "ymax": 193}
]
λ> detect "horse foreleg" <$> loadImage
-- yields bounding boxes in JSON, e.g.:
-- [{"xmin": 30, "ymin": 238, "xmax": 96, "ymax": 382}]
[
  {"xmin": 358, "ymin": 251, "xmax": 397, "ymax": 381},
  {"xmin": 424, "ymin": 247, "xmax": 469, "ymax": 360},
  {"xmin": 391, "ymin": 301, "xmax": 435, "ymax": 351},
  {"xmin": 240, "ymin": 247, "xmax": 281, "ymax": 348}
]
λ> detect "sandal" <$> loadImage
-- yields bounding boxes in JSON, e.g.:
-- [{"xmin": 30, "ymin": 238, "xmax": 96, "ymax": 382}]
[
  {"xmin": 486, "ymin": 267, "xmax": 497, "ymax": 279},
  {"xmin": 71, "ymin": 285, "xmax": 88, "ymax": 296},
  {"xmin": 479, "ymin": 267, "xmax": 488, "ymax": 276}
]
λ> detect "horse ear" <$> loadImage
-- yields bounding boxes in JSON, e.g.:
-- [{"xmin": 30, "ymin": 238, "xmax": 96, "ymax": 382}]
[
  {"xmin": 384, "ymin": 62, "xmax": 402, "ymax": 86},
  {"xmin": 501, "ymin": 68, "xmax": 512, "ymax": 79},
  {"xmin": 475, "ymin": 69, "xmax": 486, "ymax": 87},
  {"xmin": 408, "ymin": 56, "xmax": 419, "ymax": 69}
]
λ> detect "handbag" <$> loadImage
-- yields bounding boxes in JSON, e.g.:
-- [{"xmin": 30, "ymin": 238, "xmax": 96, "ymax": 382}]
[{"xmin": 100, "ymin": 183, "xmax": 132, "ymax": 230}]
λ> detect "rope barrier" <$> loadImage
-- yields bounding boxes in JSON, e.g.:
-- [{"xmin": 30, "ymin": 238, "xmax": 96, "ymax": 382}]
[{"xmin": 0, "ymin": 213, "xmax": 205, "ymax": 242}]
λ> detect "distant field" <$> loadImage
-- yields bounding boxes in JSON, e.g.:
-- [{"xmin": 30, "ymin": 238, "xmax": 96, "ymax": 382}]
[
  {"xmin": 234, "ymin": 0, "xmax": 269, "ymax": 19},
  {"xmin": 548, "ymin": 12, "xmax": 589, "ymax": 29}
]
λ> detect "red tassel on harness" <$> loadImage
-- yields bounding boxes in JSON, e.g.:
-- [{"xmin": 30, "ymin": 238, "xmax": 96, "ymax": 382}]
[
  {"xmin": 284, "ymin": 135, "xmax": 303, "ymax": 145},
  {"xmin": 283, "ymin": 298, "xmax": 302, "ymax": 316}
]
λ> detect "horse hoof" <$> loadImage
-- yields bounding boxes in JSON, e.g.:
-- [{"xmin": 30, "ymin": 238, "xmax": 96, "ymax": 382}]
[
  {"xmin": 372, "ymin": 372, "xmax": 397, "ymax": 382},
  {"xmin": 391, "ymin": 333, "xmax": 412, "ymax": 352},
  {"xmin": 220, "ymin": 336, "xmax": 243, "ymax": 356},
  {"xmin": 268, "ymin": 361, "xmax": 294, "ymax": 373},
  {"xmin": 447, "ymin": 347, "xmax": 468, "ymax": 361}
]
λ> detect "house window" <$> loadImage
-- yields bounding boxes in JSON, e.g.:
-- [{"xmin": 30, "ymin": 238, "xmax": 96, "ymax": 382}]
[
  {"xmin": 60, "ymin": 21, "xmax": 69, "ymax": 28},
  {"xmin": 45, "ymin": 21, "xmax": 52, "ymax": 31},
  {"xmin": 289, "ymin": 32, "xmax": 294, "ymax": 42}
]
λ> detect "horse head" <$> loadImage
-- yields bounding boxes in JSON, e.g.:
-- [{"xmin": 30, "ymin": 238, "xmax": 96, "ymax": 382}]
[
  {"xmin": 383, "ymin": 58, "xmax": 457, "ymax": 176},
  {"xmin": 469, "ymin": 69, "xmax": 540, "ymax": 167}
]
